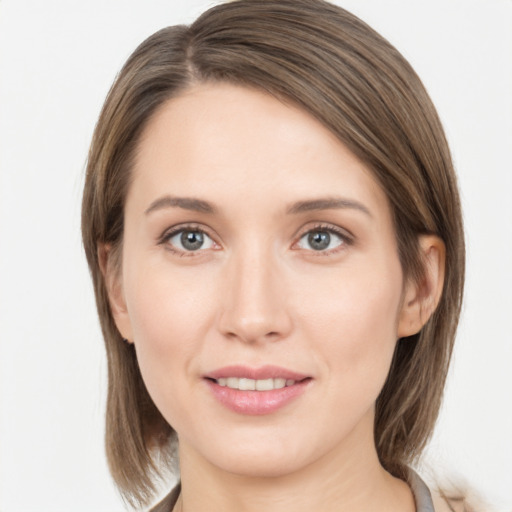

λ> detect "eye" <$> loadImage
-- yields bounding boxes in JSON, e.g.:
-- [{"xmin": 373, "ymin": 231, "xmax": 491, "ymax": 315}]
[
  {"xmin": 163, "ymin": 228, "xmax": 217, "ymax": 253},
  {"xmin": 296, "ymin": 227, "xmax": 348, "ymax": 252}
]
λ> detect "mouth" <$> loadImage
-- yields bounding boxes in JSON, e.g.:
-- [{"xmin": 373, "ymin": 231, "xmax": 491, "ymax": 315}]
[
  {"xmin": 211, "ymin": 377, "xmax": 299, "ymax": 391},
  {"xmin": 204, "ymin": 365, "xmax": 312, "ymax": 415}
]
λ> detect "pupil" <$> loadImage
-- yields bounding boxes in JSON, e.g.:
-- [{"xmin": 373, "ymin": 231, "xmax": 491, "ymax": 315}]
[
  {"xmin": 181, "ymin": 231, "xmax": 204, "ymax": 250},
  {"xmin": 308, "ymin": 231, "xmax": 330, "ymax": 250}
]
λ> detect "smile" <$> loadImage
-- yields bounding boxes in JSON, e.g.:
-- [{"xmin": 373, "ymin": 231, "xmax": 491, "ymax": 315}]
[
  {"xmin": 215, "ymin": 377, "xmax": 296, "ymax": 390},
  {"xmin": 204, "ymin": 365, "xmax": 312, "ymax": 415}
]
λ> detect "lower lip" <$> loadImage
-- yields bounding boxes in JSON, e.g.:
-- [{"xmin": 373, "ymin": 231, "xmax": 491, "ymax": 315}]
[{"xmin": 205, "ymin": 379, "xmax": 311, "ymax": 415}]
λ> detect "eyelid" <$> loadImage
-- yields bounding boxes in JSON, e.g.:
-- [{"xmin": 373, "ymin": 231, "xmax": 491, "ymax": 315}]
[
  {"xmin": 292, "ymin": 223, "xmax": 354, "ymax": 254},
  {"xmin": 157, "ymin": 222, "xmax": 353, "ymax": 256},
  {"xmin": 158, "ymin": 223, "xmax": 221, "ymax": 255}
]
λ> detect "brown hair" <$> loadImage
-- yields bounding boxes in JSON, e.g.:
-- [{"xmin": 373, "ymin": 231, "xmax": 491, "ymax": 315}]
[{"xmin": 82, "ymin": 0, "xmax": 465, "ymax": 506}]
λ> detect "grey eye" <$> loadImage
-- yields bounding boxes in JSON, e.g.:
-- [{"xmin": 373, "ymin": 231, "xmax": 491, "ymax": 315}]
[
  {"xmin": 168, "ymin": 230, "xmax": 215, "ymax": 251},
  {"xmin": 308, "ymin": 231, "xmax": 330, "ymax": 250},
  {"xmin": 297, "ymin": 230, "xmax": 344, "ymax": 251},
  {"xmin": 181, "ymin": 231, "xmax": 204, "ymax": 250}
]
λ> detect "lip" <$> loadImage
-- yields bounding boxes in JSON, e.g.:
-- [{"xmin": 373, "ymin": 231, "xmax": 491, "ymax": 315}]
[
  {"xmin": 205, "ymin": 365, "xmax": 309, "ymax": 381},
  {"xmin": 204, "ymin": 365, "xmax": 312, "ymax": 415}
]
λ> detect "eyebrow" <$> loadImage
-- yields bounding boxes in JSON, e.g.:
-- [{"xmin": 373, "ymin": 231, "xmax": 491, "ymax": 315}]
[
  {"xmin": 145, "ymin": 195, "xmax": 217, "ymax": 215},
  {"xmin": 286, "ymin": 197, "xmax": 372, "ymax": 217},
  {"xmin": 144, "ymin": 195, "xmax": 371, "ymax": 218}
]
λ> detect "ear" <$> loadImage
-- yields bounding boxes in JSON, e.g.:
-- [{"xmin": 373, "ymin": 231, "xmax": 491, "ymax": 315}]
[
  {"xmin": 98, "ymin": 244, "xmax": 134, "ymax": 343},
  {"xmin": 397, "ymin": 235, "xmax": 446, "ymax": 338}
]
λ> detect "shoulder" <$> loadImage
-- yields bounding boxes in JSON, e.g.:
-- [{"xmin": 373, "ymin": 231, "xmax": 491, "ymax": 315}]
[
  {"xmin": 432, "ymin": 489, "xmax": 467, "ymax": 512},
  {"xmin": 407, "ymin": 467, "xmax": 489, "ymax": 512},
  {"xmin": 148, "ymin": 484, "xmax": 181, "ymax": 512},
  {"xmin": 431, "ymin": 487, "xmax": 493, "ymax": 512}
]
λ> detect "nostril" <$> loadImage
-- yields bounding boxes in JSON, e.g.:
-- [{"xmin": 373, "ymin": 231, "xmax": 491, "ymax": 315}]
[{"xmin": 217, "ymin": 296, "xmax": 293, "ymax": 344}]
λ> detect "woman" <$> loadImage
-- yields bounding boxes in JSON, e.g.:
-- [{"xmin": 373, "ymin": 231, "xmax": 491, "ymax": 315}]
[{"xmin": 82, "ymin": 1, "xmax": 466, "ymax": 510}]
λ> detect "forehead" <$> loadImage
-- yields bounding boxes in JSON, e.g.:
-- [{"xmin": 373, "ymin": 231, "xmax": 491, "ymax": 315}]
[{"xmin": 130, "ymin": 82, "xmax": 390, "ymax": 221}]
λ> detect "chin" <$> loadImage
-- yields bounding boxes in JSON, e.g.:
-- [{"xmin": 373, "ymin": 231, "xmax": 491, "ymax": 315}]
[
  {"xmin": 215, "ymin": 451, "xmax": 308, "ymax": 479},
  {"xmin": 181, "ymin": 427, "xmax": 323, "ymax": 480}
]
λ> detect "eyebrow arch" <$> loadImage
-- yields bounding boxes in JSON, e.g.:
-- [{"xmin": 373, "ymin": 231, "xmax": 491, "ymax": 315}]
[
  {"xmin": 286, "ymin": 197, "xmax": 372, "ymax": 217},
  {"xmin": 145, "ymin": 195, "xmax": 217, "ymax": 215}
]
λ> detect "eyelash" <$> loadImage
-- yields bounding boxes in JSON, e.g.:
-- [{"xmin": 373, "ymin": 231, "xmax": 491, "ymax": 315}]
[
  {"xmin": 158, "ymin": 223, "xmax": 353, "ymax": 257},
  {"xmin": 294, "ymin": 223, "xmax": 353, "ymax": 256},
  {"xmin": 158, "ymin": 224, "xmax": 218, "ymax": 257}
]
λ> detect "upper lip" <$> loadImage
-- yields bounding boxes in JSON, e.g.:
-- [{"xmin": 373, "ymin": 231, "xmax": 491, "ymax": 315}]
[{"xmin": 205, "ymin": 365, "xmax": 310, "ymax": 381}]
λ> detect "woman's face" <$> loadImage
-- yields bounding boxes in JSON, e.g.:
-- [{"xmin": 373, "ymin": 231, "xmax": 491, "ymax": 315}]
[{"xmin": 111, "ymin": 83, "xmax": 418, "ymax": 478}]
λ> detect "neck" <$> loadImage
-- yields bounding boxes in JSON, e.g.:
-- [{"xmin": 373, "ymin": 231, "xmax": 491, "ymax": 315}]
[{"xmin": 176, "ymin": 417, "xmax": 415, "ymax": 512}]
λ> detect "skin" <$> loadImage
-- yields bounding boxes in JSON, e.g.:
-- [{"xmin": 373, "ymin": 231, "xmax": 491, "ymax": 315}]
[{"xmin": 105, "ymin": 83, "xmax": 445, "ymax": 512}]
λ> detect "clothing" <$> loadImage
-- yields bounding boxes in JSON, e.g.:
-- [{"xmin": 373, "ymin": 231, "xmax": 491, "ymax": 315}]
[
  {"xmin": 149, "ymin": 467, "xmax": 435, "ymax": 512},
  {"xmin": 150, "ymin": 484, "xmax": 181, "ymax": 512},
  {"xmin": 407, "ymin": 468, "xmax": 436, "ymax": 512}
]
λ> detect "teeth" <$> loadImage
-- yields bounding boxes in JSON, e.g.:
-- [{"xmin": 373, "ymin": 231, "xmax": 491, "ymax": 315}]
[
  {"xmin": 239, "ymin": 378, "xmax": 256, "ymax": 390},
  {"xmin": 226, "ymin": 377, "xmax": 238, "ymax": 388},
  {"xmin": 274, "ymin": 378, "xmax": 286, "ymax": 389},
  {"xmin": 256, "ymin": 378, "xmax": 274, "ymax": 391},
  {"xmin": 216, "ymin": 377, "xmax": 296, "ymax": 390}
]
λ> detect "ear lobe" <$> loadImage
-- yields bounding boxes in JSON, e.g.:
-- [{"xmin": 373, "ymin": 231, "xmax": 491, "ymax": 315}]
[
  {"xmin": 397, "ymin": 235, "xmax": 446, "ymax": 338},
  {"xmin": 97, "ymin": 244, "xmax": 134, "ymax": 343}
]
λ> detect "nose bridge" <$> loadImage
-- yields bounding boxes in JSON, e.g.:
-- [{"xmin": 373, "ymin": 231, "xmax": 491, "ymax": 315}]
[{"xmin": 218, "ymin": 239, "xmax": 291, "ymax": 343}]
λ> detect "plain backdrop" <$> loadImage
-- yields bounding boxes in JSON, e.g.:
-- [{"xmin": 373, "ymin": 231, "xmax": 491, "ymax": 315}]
[{"xmin": 0, "ymin": 1, "xmax": 511, "ymax": 511}]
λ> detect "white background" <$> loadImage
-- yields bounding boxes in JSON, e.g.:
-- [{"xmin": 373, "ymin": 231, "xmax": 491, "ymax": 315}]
[{"xmin": 0, "ymin": 1, "xmax": 511, "ymax": 511}]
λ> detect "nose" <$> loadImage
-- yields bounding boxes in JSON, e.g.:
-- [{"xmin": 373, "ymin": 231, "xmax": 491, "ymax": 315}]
[{"xmin": 217, "ymin": 243, "xmax": 293, "ymax": 344}]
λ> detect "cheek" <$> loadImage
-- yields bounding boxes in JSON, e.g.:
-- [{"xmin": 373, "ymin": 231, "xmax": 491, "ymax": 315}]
[
  {"xmin": 298, "ymin": 259, "xmax": 403, "ymax": 383},
  {"xmin": 125, "ymin": 260, "xmax": 215, "ymax": 348},
  {"xmin": 122, "ymin": 261, "xmax": 218, "ymax": 411}
]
